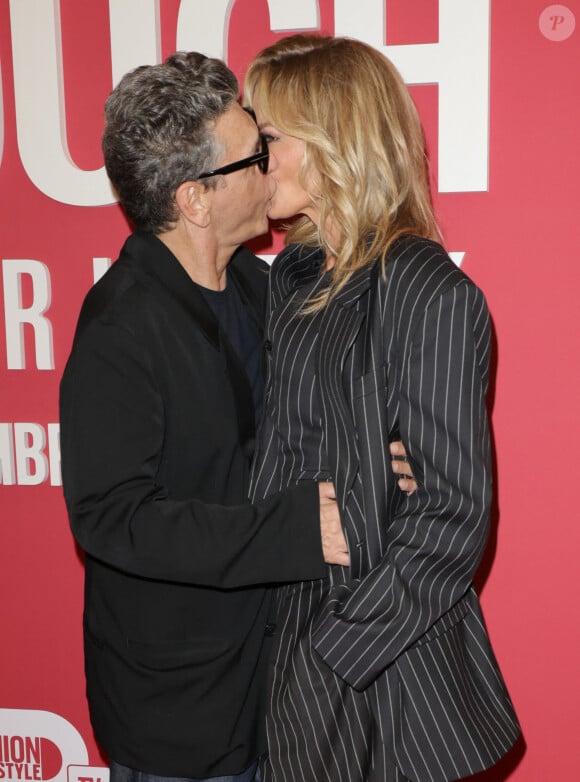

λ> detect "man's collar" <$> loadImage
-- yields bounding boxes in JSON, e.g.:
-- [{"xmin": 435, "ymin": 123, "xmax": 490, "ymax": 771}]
[{"xmin": 125, "ymin": 230, "xmax": 221, "ymax": 348}]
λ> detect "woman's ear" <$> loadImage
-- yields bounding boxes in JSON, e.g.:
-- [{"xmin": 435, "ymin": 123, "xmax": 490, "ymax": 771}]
[{"xmin": 174, "ymin": 181, "xmax": 211, "ymax": 228}]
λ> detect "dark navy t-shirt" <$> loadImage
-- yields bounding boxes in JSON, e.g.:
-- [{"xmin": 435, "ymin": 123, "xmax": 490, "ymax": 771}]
[{"xmin": 197, "ymin": 274, "xmax": 263, "ymax": 426}]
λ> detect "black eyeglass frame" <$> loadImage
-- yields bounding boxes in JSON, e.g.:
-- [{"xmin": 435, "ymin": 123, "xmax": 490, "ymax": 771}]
[{"xmin": 197, "ymin": 133, "xmax": 269, "ymax": 180}]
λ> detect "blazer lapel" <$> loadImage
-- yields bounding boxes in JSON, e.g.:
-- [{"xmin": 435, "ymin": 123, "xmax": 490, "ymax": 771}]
[
  {"xmin": 127, "ymin": 232, "xmax": 256, "ymax": 446},
  {"xmin": 317, "ymin": 265, "xmax": 374, "ymax": 510},
  {"xmin": 128, "ymin": 230, "xmax": 221, "ymax": 349}
]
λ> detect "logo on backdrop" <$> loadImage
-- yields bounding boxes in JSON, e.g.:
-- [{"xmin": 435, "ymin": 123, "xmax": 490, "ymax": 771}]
[
  {"xmin": 0, "ymin": 711, "xmax": 106, "ymax": 782},
  {"xmin": 539, "ymin": 5, "xmax": 576, "ymax": 41},
  {"xmin": 0, "ymin": 735, "xmax": 61, "ymax": 780}
]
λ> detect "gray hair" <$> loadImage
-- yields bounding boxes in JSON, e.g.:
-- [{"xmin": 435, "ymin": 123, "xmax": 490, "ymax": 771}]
[{"xmin": 102, "ymin": 51, "xmax": 238, "ymax": 233}]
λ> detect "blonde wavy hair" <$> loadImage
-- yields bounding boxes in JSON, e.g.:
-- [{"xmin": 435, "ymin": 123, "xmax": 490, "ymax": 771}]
[{"xmin": 244, "ymin": 34, "xmax": 441, "ymax": 309}]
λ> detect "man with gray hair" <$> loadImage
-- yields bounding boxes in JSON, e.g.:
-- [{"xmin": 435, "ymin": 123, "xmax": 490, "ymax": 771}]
[{"xmin": 59, "ymin": 52, "xmax": 348, "ymax": 782}]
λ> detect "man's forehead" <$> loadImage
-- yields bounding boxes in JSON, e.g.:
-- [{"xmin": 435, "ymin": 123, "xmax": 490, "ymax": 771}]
[{"xmin": 214, "ymin": 103, "xmax": 258, "ymax": 150}]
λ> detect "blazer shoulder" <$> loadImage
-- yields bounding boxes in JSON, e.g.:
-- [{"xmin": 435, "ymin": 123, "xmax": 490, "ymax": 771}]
[
  {"xmin": 382, "ymin": 235, "xmax": 480, "ymax": 313},
  {"xmin": 72, "ymin": 256, "xmax": 148, "ymax": 343}
]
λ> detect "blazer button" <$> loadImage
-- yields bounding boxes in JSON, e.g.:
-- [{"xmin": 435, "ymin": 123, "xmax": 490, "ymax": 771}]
[
  {"xmin": 264, "ymin": 339, "xmax": 272, "ymax": 351},
  {"xmin": 264, "ymin": 622, "xmax": 276, "ymax": 636}
]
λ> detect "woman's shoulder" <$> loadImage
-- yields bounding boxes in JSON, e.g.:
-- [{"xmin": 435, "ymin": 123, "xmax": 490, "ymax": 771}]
[
  {"xmin": 387, "ymin": 234, "xmax": 459, "ymax": 275},
  {"xmin": 382, "ymin": 234, "xmax": 479, "ymax": 302}
]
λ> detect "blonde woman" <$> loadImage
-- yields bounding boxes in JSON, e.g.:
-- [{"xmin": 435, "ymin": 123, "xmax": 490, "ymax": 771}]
[{"xmin": 246, "ymin": 35, "xmax": 520, "ymax": 782}]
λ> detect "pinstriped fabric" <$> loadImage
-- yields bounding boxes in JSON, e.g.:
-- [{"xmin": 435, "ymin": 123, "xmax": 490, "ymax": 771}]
[{"xmin": 250, "ymin": 236, "xmax": 520, "ymax": 781}]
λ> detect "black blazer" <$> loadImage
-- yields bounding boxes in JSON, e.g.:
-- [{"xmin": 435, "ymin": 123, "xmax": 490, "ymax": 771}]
[
  {"xmin": 59, "ymin": 231, "xmax": 326, "ymax": 778},
  {"xmin": 254, "ymin": 236, "xmax": 520, "ymax": 781}
]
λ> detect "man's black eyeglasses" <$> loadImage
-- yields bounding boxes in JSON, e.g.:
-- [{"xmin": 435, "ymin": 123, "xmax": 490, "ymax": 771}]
[{"xmin": 197, "ymin": 134, "xmax": 269, "ymax": 180}]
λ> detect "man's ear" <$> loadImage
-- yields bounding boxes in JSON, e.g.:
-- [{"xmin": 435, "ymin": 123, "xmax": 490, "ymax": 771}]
[{"xmin": 175, "ymin": 181, "xmax": 211, "ymax": 228}]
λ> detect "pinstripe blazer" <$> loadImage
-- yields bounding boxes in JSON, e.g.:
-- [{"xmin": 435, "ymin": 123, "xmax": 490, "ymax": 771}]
[{"xmin": 260, "ymin": 235, "xmax": 520, "ymax": 781}]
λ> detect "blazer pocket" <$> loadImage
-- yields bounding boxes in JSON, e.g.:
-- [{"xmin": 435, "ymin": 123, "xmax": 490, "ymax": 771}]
[
  {"xmin": 409, "ymin": 594, "xmax": 470, "ymax": 649},
  {"xmin": 353, "ymin": 364, "xmax": 387, "ymax": 400},
  {"xmin": 126, "ymin": 636, "xmax": 230, "ymax": 672}
]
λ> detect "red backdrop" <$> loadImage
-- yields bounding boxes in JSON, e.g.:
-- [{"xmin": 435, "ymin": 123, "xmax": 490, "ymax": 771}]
[{"xmin": 1, "ymin": 2, "xmax": 579, "ymax": 781}]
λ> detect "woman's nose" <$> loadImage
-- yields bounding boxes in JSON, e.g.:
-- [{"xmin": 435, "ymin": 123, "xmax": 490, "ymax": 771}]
[{"xmin": 266, "ymin": 149, "xmax": 278, "ymax": 172}]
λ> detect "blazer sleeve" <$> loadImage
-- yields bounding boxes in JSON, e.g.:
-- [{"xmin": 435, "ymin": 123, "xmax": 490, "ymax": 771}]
[
  {"xmin": 60, "ymin": 317, "xmax": 325, "ymax": 589},
  {"xmin": 311, "ymin": 280, "xmax": 492, "ymax": 689}
]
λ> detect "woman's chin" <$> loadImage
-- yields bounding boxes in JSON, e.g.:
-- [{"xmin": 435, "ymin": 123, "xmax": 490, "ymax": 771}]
[
  {"xmin": 267, "ymin": 207, "xmax": 297, "ymax": 222},
  {"xmin": 267, "ymin": 196, "xmax": 293, "ymax": 221},
  {"xmin": 267, "ymin": 206, "xmax": 284, "ymax": 220}
]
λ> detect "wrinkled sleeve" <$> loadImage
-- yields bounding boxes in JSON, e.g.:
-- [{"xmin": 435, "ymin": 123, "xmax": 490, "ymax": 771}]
[{"xmin": 60, "ymin": 319, "xmax": 325, "ymax": 589}]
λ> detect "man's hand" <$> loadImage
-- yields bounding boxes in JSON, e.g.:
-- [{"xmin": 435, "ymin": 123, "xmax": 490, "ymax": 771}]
[
  {"xmin": 389, "ymin": 440, "xmax": 418, "ymax": 495},
  {"xmin": 318, "ymin": 482, "xmax": 350, "ymax": 566}
]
